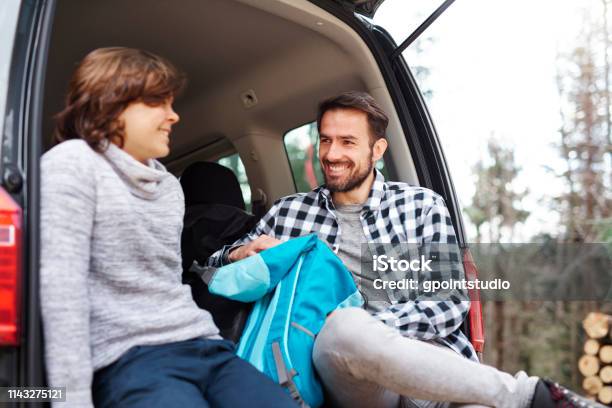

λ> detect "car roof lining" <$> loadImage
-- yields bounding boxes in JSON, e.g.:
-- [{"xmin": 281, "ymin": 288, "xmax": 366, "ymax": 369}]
[{"xmin": 43, "ymin": 0, "xmax": 419, "ymax": 201}]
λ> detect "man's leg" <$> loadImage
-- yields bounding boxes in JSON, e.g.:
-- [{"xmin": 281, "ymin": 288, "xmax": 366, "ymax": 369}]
[{"xmin": 313, "ymin": 308, "xmax": 537, "ymax": 408}]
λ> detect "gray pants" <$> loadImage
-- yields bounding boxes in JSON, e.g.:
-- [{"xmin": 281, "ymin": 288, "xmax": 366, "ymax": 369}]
[{"xmin": 312, "ymin": 308, "xmax": 537, "ymax": 408}]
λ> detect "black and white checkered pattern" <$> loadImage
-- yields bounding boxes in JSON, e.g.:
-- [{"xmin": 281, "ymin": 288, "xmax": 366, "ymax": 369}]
[{"xmin": 208, "ymin": 169, "xmax": 477, "ymax": 361}]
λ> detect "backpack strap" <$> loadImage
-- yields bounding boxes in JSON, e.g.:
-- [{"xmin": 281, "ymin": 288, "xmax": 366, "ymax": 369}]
[{"xmin": 272, "ymin": 341, "xmax": 310, "ymax": 408}]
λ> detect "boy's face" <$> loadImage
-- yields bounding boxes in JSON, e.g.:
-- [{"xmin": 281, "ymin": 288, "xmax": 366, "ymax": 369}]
[{"xmin": 117, "ymin": 99, "xmax": 179, "ymax": 163}]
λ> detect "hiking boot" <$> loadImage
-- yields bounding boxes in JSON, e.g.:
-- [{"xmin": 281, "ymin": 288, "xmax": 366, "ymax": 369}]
[{"xmin": 531, "ymin": 378, "xmax": 607, "ymax": 408}]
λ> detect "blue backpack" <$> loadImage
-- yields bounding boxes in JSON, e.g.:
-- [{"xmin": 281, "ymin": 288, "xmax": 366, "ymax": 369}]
[{"xmin": 208, "ymin": 234, "xmax": 363, "ymax": 407}]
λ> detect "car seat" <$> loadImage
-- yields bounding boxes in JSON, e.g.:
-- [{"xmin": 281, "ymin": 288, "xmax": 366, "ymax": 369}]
[{"xmin": 180, "ymin": 161, "xmax": 256, "ymax": 342}]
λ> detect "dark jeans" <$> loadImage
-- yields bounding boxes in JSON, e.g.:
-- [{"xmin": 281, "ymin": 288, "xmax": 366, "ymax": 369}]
[{"xmin": 93, "ymin": 337, "xmax": 297, "ymax": 408}]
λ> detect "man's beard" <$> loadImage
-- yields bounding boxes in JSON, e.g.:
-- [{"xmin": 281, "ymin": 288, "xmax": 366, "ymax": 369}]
[{"xmin": 323, "ymin": 159, "xmax": 373, "ymax": 193}]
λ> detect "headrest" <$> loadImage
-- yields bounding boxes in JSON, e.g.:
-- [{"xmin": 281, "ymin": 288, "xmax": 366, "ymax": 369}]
[{"xmin": 180, "ymin": 161, "xmax": 246, "ymax": 210}]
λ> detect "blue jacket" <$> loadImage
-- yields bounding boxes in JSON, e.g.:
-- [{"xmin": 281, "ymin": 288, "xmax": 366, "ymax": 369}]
[{"xmin": 208, "ymin": 234, "xmax": 363, "ymax": 407}]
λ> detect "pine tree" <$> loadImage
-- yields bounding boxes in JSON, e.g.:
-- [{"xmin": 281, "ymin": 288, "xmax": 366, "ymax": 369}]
[
  {"xmin": 465, "ymin": 138, "xmax": 529, "ymax": 370},
  {"xmin": 555, "ymin": 5, "xmax": 612, "ymax": 242}
]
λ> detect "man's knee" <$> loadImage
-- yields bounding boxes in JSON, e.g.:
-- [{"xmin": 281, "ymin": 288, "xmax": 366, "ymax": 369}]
[
  {"xmin": 314, "ymin": 307, "xmax": 375, "ymax": 368},
  {"xmin": 319, "ymin": 308, "xmax": 371, "ymax": 345}
]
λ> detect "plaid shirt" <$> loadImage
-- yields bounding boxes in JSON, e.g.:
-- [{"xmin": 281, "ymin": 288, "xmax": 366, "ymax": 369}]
[{"xmin": 208, "ymin": 169, "xmax": 477, "ymax": 361}]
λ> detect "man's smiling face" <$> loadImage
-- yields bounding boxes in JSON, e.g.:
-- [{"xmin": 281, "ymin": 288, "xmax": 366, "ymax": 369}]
[{"xmin": 318, "ymin": 108, "xmax": 378, "ymax": 193}]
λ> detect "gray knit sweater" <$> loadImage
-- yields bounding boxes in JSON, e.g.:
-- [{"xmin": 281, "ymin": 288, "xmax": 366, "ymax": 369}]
[{"xmin": 40, "ymin": 140, "xmax": 220, "ymax": 407}]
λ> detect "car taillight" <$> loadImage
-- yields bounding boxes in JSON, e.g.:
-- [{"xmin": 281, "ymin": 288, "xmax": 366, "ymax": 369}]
[
  {"xmin": 463, "ymin": 249, "xmax": 485, "ymax": 354},
  {"xmin": 0, "ymin": 187, "xmax": 22, "ymax": 346}
]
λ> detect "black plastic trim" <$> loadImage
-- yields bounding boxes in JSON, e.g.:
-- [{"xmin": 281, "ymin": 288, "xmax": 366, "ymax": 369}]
[
  {"xmin": 0, "ymin": 0, "xmax": 39, "ymax": 394},
  {"xmin": 23, "ymin": 0, "xmax": 56, "ymax": 396},
  {"xmin": 0, "ymin": 0, "xmax": 54, "ymax": 399},
  {"xmin": 333, "ymin": 0, "xmax": 385, "ymax": 18}
]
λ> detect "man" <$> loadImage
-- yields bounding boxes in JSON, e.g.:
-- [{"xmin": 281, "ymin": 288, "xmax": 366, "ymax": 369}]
[{"xmin": 208, "ymin": 91, "xmax": 597, "ymax": 408}]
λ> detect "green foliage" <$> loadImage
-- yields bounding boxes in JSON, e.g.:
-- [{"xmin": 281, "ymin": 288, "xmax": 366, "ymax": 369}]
[
  {"xmin": 284, "ymin": 121, "xmax": 390, "ymax": 193},
  {"xmin": 284, "ymin": 122, "xmax": 324, "ymax": 192},
  {"xmin": 217, "ymin": 153, "xmax": 252, "ymax": 211}
]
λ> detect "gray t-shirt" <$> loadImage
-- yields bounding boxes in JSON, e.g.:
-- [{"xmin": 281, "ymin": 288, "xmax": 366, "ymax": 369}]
[{"xmin": 334, "ymin": 204, "xmax": 391, "ymax": 313}]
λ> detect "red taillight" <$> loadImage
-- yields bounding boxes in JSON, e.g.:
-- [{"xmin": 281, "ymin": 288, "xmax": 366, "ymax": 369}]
[
  {"xmin": 0, "ymin": 187, "xmax": 22, "ymax": 346},
  {"xmin": 463, "ymin": 249, "xmax": 485, "ymax": 354}
]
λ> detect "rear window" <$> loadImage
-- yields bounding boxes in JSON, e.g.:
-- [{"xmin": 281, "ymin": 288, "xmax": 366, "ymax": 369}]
[
  {"xmin": 217, "ymin": 153, "xmax": 251, "ymax": 211},
  {"xmin": 284, "ymin": 121, "xmax": 389, "ymax": 193}
]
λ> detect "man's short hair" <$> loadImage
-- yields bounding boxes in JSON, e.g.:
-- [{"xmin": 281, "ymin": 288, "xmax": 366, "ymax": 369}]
[
  {"xmin": 316, "ymin": 91, "xmax": 389, "ymax": 143},
  {"xmin": 54, "ymin": 47, "xmax": 186, "ymax": 152}
]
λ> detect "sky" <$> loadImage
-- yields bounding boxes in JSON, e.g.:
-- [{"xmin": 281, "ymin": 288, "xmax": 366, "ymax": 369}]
[{"xmin": 373, "ymin": 0, "xmax": 605, "ymax": 241}]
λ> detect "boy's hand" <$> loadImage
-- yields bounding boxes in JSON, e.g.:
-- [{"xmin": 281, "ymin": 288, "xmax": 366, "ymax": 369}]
[{"xmin": 228, "ymin": 234, "xmax": 281, "ymax": 262}]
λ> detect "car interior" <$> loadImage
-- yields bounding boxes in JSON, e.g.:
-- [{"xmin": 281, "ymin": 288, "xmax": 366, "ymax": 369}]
[
  {"xmin": 0, "ymin": 0, "xmax": 485, "ymax": 394},
  {"xmin": 39, "ymin": 0, "xmax": 430, "ymax": 343},
  {"xmin": 42, "ymin": 0, "xmax": 420, "ymax": 201}
]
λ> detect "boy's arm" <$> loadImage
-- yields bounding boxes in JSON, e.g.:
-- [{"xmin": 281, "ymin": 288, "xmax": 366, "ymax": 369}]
[{"xmin": 40, "ymin": 152, "xmax": 96, "ymax": 407}]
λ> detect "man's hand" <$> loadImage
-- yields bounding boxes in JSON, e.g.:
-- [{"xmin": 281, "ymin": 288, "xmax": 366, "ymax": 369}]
[{"xmin": 228, "ymin": 234, "xmax": 282, "ymax": 262}]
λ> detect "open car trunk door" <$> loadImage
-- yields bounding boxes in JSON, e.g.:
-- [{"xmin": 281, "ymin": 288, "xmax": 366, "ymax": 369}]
[{"xmin": 330, "ymin": 0, "xmax": 455, "ymax": 49}]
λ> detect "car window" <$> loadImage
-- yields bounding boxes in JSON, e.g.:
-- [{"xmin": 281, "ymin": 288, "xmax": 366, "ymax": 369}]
[
  {"xmin": 217, "ymin": 153, "xmax": 251, "ymax": 211},
  {"xmin": 284, "ymin": 121, "xmax": 389, "ymax": 193}
]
